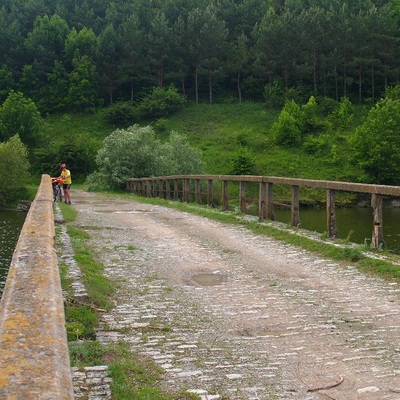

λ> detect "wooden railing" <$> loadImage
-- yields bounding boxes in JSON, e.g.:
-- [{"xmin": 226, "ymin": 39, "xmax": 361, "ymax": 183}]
[{"xmin": 127, "ymin": 174, "xmax": 400, "ymax": 250}]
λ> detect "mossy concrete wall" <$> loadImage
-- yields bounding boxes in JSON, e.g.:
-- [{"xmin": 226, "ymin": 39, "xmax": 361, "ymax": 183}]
[{"xmin": 0, "ymin": 175, "xmax": 74, "ymax": 399}]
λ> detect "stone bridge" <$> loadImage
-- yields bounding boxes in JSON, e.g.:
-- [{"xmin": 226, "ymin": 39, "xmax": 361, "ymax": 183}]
[{"xmin": 2, "ymin": 175, "xmax": 400, "ymax": 399}]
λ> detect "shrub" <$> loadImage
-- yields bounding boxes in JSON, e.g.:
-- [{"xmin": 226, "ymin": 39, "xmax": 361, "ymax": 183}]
[
  {"xmin": 0, "ymin": 91, "xmax": 43, "ymax": 149},
  {"xmin": 0, "ymin": 135, "xmax": 30, "ymax": 206},
  {"xmin": 103, "ymin": 102, "xmax": 138, "ymax": 127},
  {"xmin": 351, "ymin": 93, "xmax": 400, "ymax": 184},
  {"xmin": 272, "ymin": 100, "xmax": 303, "ymax": 146},
  {"xmin": 87, "ymin": 125, "xmax": 203, "ymax": 190},
  {"xmin": 230, "ymin": 147, "xmax": 256, "ymax": 175},
  {"xmin": 138, "ymin": 86, "xmax": 186, "ymax": 119}
]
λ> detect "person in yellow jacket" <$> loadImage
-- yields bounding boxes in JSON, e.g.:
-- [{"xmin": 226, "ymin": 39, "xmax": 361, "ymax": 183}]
[{"xmin": 59, "ymin": 163, "xmax": 72, "ymax": 204}]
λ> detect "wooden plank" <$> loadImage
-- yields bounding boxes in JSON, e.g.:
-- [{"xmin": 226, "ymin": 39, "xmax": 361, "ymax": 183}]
[
  {"xmin": 195, "ymin": 179, "xmax": 201, "ymax": 204},
  {"xmin": 259, "ymin": 181, "xmax": 267, "ymax": 220},
  {"xmin": 222, "ymin": 180, "xmax": 229, "ymax": 211},
  {"xmin": 327, "ymin": 189, "xmax": 338, "ymax": 238},
  {"xmin": 371, "ymin": 194, "xmax": 385, "ymax": 249},
  {"xmin": 291, "ymin": 185, "xmax": 300, "ymax": 227},
  {"xmin": 207, "ymin": 179, "xmax": 213, "ymax": 206},
  {"xmin": 240, "ymin": 181, "xmax": 246, "ymax": 213}
]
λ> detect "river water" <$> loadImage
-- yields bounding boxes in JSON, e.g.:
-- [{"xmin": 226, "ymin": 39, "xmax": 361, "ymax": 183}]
[
  {"xmin": 0, "ymin": 210, "xmax": 26, "ymax": 297},
  {"xmin": 274, "ymin": 206, "xmax": 400, "ymax": 252}
]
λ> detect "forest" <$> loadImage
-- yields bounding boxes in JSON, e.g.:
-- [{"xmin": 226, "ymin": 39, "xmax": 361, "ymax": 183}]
[
  {"xmin": 2, "ymin": 0, "xmax": 400, "ymax": 207},
  {"xmin": 0, "ymin": 0, "xmax": 399, "ymax": 112}
]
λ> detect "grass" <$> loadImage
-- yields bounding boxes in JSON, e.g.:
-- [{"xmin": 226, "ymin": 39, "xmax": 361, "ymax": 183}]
[{"xmin": 57, "ymin": 203, "xmax": 200, "ymax": 400}]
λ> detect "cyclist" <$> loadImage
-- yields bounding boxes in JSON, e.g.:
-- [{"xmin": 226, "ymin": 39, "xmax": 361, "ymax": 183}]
[{"xmin": 59, "ymin": 163, "xmax": 72, "ymax": 204}]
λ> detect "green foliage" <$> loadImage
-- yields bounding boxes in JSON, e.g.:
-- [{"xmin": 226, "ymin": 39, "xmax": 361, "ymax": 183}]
[
  {"xmin": 0, "ymin": 66, "xmax": 14, "ymax": 103},
  {"xmin": 69, "ymin": 340, "xmax": 105, "ymax": 368},
  {"xmin": 0, "ymin": 135, "xmax": 30, "ymax": 206},
  {"xmin": 351, "ymin": 92, "xmax": 400, "ymax": 184},
  {"xmin": 68, "ymin": 56, "xmax": 103, "ymax": 112},
  {"xmin": 303, "ymin": 134, "xmax": 331, "ymax": 155},
  {"xmin": 43, "ymin": 60, "xmax": 69, "ymax": 112},
  {"xmin": 138, "ymin": 86, "xmax": 186, "ymax": 119},
  {"xmin": 102, "ymin": 102, "xmax": 138, "ymax": 127},
  {"xmin": 34, "ymin": 132, "xmax": 100, "ymax": 181},
  {"xmin": 330, "ymin": 97, "xmax": 354, "ymax": 130},
  {"xmin": 87, "ymin": 125, "xmax": 203, "ymax": 190},
  {"xmin": 230, "ymin": 147, "xmax": 256, "ymax": 175},
  {"xmin": 0, "ymin": 91, "xmax": 43, "ymax": 149},
  {"xmin": 302, "ymin": 95, "xmax": 326, "ymax": 134},
  {"xmin": 264, "ymin": 80, "xmax": 309, "ymax": 109},
  {"xmin": 272, "ymin": 99, "xmax": 303, "ymax": 146},
  {"xmin": 65, "ymin": 305, "xmax": 98, "ymax": 340}
]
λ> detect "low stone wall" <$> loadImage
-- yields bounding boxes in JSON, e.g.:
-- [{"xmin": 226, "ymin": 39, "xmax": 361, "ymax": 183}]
[{"xmin": 0, "ymin": 175, "xmax": 74, "ymax": 399}]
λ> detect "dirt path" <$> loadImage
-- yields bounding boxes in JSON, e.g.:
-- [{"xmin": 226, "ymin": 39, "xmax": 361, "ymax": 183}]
[{"xmin": 69, "ymin": 189, "xmax": 400, "ymax": 400}]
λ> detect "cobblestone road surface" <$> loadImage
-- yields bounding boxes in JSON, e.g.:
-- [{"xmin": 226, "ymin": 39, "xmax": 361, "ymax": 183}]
[{"xmin": 66, "ymin": 190, "xmax": 400, "ymax": 400}]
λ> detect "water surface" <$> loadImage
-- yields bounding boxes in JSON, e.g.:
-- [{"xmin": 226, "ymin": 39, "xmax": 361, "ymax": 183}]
[{"xmin": 0, "ymin": 210, "xmax": 26, "ymax": 297}]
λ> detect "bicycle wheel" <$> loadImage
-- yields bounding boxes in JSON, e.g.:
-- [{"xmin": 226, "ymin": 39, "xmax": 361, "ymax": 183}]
[{"xmin": 57, "ymin": 186, "xmax": 63, "ymax": 202}]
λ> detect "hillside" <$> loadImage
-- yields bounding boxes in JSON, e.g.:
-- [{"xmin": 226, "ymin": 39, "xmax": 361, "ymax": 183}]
[
  {"xmin": 42, "ymin": 101, "xmax": 365, "ymax": 182},
  {"xmin": 166, "ymin": 102, "xmax": 365, "ymax": 181}
]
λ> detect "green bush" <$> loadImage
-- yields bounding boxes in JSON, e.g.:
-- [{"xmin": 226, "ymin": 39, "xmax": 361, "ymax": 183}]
[
  {"xmin": 34, "ymin": 132, "xmax": 100, "ymax": 181},
  {"xmin": 103, "ymin": 102, "xmax": 138, "ymax": 127},
  {"xmin": 0, "ymin": 135, "xmax": 30, "ymax": 206},
  {"xmin": 230, "ymin": 147, "xmax": 256, "ymax": 175},
  {"xmin": 87, "ymin": 125, "xmax": 203, "ymax": 190},
  {"xmin": 272, "ymin": 100, "xmax": 303, "ymax": 146},
  {"xmin": 138, "ymin": 86, "xmax": 186, "ymax": 119},
  {"xmin": 351, "ymin": 92, "xmax": 400, "ymax": 184},
  {"xmin": 0, "ymin": 91, "xmax": 43, "ymax": 149}
]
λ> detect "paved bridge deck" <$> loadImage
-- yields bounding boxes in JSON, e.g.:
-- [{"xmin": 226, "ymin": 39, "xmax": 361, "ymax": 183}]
[{"xmin": 68, "ymin": 190, "xmax": 400, "ymax": 400}]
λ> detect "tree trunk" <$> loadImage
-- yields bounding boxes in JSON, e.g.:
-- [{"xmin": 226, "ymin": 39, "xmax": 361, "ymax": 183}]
[
  {"xmin": 158, "ymin": 59, "xmax": 164, "ymax": 88},
  {"xmin": 208, "ymin": 68, "xmax": 212, "ymax": 104},
  {"xmin": 312, "ymin": 48, "xmax": 317, "ymax": 94},
  {"xmin": 237, "ymin": 70, "xmax": 242, "ymax": 103},
  {"xmin": 371, "ymin": 63, "xmax": 375, "ymax": 104},
  {"xmin": 108, "ymin": 69, "xmax": 113, "ymax": 105},
  {"xmin": 194, "ymin": 65, "xmax": 199, "ymax": 104}
]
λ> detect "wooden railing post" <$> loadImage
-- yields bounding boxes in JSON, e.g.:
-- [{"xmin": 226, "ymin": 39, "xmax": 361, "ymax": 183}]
[
  {"xmin": 291, "ymin": 185, "xmax": 300, "ymax": 227},
  {"xmin": 165, "ymin": 180, "xmax": 171, "ymax": 200},
  {"xmin": 183, "ymin": 178, "xmax": 190, "ymax": 202},
  {"xmin": 207, "ymin": 179, "xmax": 213, "ymax": 206},
  {"xmin": 371, "ymin": 194, "xmax": 385, "ymax": 249},
  {"xmin": 240, "ymin": 181, "xmax": 246, "ymax": 213},
  {"xmin": 195, "ymin": 179, "xmax": 201, "ymax": 204},
  {"xmin": 266, "ymin": 182, "xmax": 275, "ymax": 220},
  {"xmin": 174, "ymin": 179, "xmax": 179, "ymax": 200},
  {"xmin": 146, "ymin": 180, "xmax": 151, "ymax": 197},
  {"xmin": 222, "ymin": 180, "xmax": 229, "ymax": 211},
  {"xmin": 327, "ymin": 189, "xmax": 338, "ymax": 238},
  {"xmin": 159, "ymin": 180, "xmax": 164, "ymax": 199},
  {"xmin": 259, "ymin": 181, "xmax": 267, "ymax": 220}
]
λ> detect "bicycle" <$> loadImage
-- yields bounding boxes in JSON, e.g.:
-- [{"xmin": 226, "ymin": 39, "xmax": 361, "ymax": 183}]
[{"xmin": 51, "ymin": 177, "xmax": 63, "ymax": 202}]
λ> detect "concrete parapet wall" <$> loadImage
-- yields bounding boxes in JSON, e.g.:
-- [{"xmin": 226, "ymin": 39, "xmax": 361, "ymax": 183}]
[{"xmin": 0, "ymin": 175, "xmax": 74, "ymax": 399}]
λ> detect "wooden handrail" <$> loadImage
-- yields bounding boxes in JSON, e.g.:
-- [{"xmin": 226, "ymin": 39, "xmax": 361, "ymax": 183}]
[{"xmin": 127, "ymin": 174, "xmax": 400, "ymax": 249}]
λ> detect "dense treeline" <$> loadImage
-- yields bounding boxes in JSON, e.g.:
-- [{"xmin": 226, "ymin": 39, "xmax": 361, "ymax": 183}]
[{"xmin": 1, "ymin": 0, "xmax": 399, "ymax": 112}]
